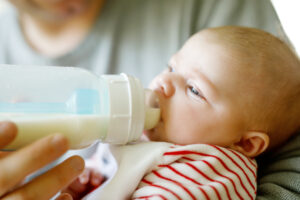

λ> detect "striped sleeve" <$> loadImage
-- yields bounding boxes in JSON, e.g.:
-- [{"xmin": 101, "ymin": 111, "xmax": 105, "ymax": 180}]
[{"xmin": 132, "ymin": 144, "xmax": 257, "ymax": 200}]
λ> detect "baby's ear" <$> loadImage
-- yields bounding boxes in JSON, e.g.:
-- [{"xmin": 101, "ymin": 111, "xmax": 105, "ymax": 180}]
[{"xmin": 230, "ymin": 131, "xmax": 269, "ymax": 158}]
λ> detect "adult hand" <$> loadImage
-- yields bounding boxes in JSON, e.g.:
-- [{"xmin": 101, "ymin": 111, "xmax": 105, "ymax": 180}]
[{"xmin": 0, "ymin": 121, "xmax": 85, "ymax": 200}]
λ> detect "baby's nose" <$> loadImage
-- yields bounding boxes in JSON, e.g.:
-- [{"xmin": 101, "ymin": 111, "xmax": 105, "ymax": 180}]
[{"xmin": 150, "ymin": 74, "xmax": 175, "ymax": 98}]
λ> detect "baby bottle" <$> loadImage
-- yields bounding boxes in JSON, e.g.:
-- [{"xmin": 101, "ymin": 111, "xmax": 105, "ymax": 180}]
[{"xmin": 0, "ymin": 65, "xmax": 160, "ymax": 149}]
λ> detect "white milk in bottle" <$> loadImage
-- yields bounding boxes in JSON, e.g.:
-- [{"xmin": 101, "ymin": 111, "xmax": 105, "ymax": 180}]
[{"xmin": 0, "ymin": 65, "xmax": 160, "ymax": 149}]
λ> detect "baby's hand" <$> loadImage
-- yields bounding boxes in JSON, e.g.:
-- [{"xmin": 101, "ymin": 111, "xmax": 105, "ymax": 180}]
[{"xmin": 62, "ymin": 167, "xmax": 105, "ymax": 200}]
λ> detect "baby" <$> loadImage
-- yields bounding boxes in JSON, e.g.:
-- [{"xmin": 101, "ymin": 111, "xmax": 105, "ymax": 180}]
[{"xmin": 64, "ymin": 26, "xmax": 300, "ymax": 200}]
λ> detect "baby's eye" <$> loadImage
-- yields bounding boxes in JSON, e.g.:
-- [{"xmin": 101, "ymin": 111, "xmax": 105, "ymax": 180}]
[
  {"xmin": 188, "ymin": 86, "xmax": 206, "ymax": 100},
  {"xmin": 190, "ymin": 86, "xmax": 199, "ymax": 95}
]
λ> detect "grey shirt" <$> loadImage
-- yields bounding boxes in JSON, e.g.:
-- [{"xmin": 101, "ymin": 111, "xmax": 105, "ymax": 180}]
[
  {"xmin": 0, "ymin": 0, "xmax": 283, "ymax": 86},
  {"xmin": 257, "ymin": 133, "xmax": 300, "ymax": 200}
]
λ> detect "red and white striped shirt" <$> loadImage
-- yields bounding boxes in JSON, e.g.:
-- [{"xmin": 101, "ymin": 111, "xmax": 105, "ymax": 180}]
[
  {"xmin": 86, "ymin": 142, "xmax": 257, "ymax": 200},
  {"xmin": 132, "ymin": 144, "xmax": 257, "ymax": 200}
]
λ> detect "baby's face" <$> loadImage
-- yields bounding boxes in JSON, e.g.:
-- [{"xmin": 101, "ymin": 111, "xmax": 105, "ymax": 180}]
[{"xmin": 145, "ymin": 32, "xmax": 248, "ymax": 147}]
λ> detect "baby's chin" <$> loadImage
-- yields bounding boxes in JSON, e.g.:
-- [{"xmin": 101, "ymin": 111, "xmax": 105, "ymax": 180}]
[
  {"xmin": 142, "ymin": 130, "xmax": 155, "ymax": 141},
  {"xmin": 143, "ymin": 126, "xmax": 165, "ymax": 142}
]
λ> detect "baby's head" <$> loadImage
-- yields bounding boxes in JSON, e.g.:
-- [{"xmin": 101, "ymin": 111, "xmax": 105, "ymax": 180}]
[{"xmin": 145, "ymin": 26, "xmax": 300, "ymax": 158}]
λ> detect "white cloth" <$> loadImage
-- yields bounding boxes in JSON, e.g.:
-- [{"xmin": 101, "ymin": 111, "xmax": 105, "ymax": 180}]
[{"xmin": 86, "ymin": 142, "xmax": 257, "ymax": 200}]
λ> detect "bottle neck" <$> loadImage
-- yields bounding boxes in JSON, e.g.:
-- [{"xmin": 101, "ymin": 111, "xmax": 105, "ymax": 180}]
[
  {"xmin": 144, "ymin": 89, "xmax": 161, "ymax": 130},
  {"xmin": 100, "ymin": 74, "xmax": 161, "ymax": 144},
  {"xmin": 100, "ymin": 74, "xmax": 145, "ymax": 144}
]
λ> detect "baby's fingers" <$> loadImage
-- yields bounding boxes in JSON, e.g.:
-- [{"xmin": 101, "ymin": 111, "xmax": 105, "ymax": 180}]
[
  {"xmin": 65, "ymin": 177, "xmax": 86, "ymax": 194},
  {"xmin": 90, "ymin": 170, "xmax": 105, "ymax": 186},
  {"xmin": 79, "ymin": 168, "xmax": 91, "ymax": 184}
]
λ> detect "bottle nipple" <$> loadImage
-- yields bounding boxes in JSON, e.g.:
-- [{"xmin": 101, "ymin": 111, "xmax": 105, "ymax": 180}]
[{"xmin": 144, "ymin": 89, "xmax": 160, "ymax": 130}]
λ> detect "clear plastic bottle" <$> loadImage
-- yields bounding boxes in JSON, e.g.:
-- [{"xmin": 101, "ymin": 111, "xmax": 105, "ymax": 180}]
[{"xmin": 0, "ymin": 65, "xmax": 160, "ymax": 149}]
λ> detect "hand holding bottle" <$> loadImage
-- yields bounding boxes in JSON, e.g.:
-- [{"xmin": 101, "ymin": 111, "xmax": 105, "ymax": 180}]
[{"xmin": 0, "ymin": 121, "xmax": 85, "ymax": 200}]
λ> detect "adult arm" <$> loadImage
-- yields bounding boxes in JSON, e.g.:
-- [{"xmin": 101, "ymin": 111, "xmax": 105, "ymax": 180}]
[
  {"xmin": 0, "ymin": 121, "xmax": 85, "ymax": 199},
  {"xmin": 256, "ymin": 133, "xmax": 300, "ymax": 200}
]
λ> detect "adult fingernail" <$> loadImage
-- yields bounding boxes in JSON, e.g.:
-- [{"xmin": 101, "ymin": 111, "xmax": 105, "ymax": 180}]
[
  {"xmin": 0, "ymin": 122, "xmax": 17, "ymax": 137},
  {"xmin": 55, "ymin": 193, "xmax": 72, "ymax": 200},
  {"xmin": 51, "ymin": 134, "xmax": 69, "ymax": 152},
  {"xmin": 70, "ymin": 156, "xmax": 85, "ymax": 171}
]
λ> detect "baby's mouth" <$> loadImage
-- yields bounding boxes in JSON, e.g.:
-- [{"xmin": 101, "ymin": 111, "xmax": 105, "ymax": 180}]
[{"xmin": 143, "ymin": 116, "xmax": 163, "ymax": 137}]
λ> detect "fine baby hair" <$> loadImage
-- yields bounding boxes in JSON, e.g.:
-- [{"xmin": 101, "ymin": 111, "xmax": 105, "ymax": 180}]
[{"xmin": 203, "ymin": 26, "xmax": 300, "ymax": 150}]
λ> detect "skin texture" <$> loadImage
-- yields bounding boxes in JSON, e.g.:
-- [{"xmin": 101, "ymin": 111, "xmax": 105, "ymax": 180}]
[
  {"xmin": 146, "ymin": 35, "xmax": 245, "ymax": 146},
  {"xmin": 8, "ymin": 0, "xmax": 105, "ymax": 57},
  {"xmin": 65, "ymin": 26, "xmax": 300, "ymax": 199},
  {"xmin": 8, "ymin": 0, "xmax": 96, "ymax": 22},
  {"xmin": 145, "ymin": 30, "xmax": 270, "ymax": 157},
  {"xmin": 0, "ymin": 121, "xmax": 85, "ymax": 200},
  {"xmin": 145, "ymin": 27, "xmax": 300, "ymax": 155},
  {"xmin": 2, "ymin": 1, "xmax": 105, "ymax": 198}
]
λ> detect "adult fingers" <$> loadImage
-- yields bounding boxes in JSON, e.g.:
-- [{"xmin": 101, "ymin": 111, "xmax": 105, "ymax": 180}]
[
  {"xmin": 0, "ymin": 122, "xmax": 17, "ymax": 148},
  {"xmin": 55, "ymin": 193, "xmax": 73, "ymax": 200},
  {"xmin": 0, "ymin": 152, "xmax": 11, "ymax": 159},
  {"xmin": 2, "ymin": 156, "xmax": 84, "ymax": 200},
  {"xmin": 0, "ymin": 134, "xmax": 69, "ymax": 196},
  {"xmin": 60, "ymin": 188, "xmax": 80, "ymax": 200}
]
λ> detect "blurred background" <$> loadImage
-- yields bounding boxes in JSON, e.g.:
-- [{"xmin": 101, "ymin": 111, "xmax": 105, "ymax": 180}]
[
  {"xmin": 0, "ymin": 0, "xmax": 299, "ymax": 55},
  {"xmin": 271, "ymin": 0, "xmax": 300, "ymax": 55}
]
